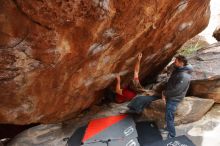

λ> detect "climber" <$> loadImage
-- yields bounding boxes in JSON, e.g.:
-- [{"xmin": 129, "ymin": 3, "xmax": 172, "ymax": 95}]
[{"xmin": 103, "ymin": 53, "xmax": 157, "ymax": 104}]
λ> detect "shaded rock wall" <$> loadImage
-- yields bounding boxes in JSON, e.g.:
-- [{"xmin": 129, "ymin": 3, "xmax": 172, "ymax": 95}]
[
  {"xmin": 0, "ymin": 0, "xmax": 210, "ymax": 124},
  {"xmin": 191, "ymin": 80, "xmax": 220, "ymax": 103},
  {"xmin": 189, "ymin": 42, "xmax": 220, "ymax": 103}
]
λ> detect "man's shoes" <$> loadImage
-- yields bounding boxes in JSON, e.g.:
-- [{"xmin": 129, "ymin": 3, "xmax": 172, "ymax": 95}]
[
  {"xmin": 167, "ymin": 134, "xmax": 175, "ymax": 139},
  {"xmin": 159, "ymin": 129, "xmax": 169, "ymax": 140},
  {"xmin": 163, "ymin": 134, "xmax": 175, "ymax": 140},
  {"xmin": 159, "ymin": 128, "xmax": 169, "ymax": 134}
]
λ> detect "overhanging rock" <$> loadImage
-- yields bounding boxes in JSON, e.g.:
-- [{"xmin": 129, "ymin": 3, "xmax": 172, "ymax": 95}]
[{"xmin": 0, "ymin": 0, "xmax": 210, "ymax": 124}]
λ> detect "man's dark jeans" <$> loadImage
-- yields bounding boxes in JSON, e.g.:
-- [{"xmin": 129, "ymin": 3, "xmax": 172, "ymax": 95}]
[
  {"xmin": 127, "ymin": 95, "xmax": 160, "ymax": 113},
  {"xmin": 166, "ymin": 99, "xmax": 180, "ymax": 138}
]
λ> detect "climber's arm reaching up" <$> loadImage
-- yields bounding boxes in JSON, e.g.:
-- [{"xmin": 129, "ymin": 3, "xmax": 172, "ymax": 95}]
[{"xmin": 115, "ymin": 75, "xmax": 123, "ymax": 95}]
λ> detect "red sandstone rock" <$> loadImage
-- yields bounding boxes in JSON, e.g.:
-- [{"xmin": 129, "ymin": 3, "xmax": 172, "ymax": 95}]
[{"xmin": 0, "ymin": 0, "xmax": 210, "ymax": 124}]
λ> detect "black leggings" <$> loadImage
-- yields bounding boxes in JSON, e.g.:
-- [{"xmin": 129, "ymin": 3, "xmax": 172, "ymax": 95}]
[{"xmin": 127, "ymin": 95, "xmax": 160, "ymax": 113}]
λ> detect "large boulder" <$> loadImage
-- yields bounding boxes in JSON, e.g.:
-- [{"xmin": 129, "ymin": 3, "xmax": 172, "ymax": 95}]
[
  {"xmin": 190, "ymin": 80, "xmax": 220, "ymax": 103},
  {"xmin": 213, "ymin": 26, "xmax": 220, "ymax": 41},
  {"xmin": 142, "ymin": 97, "xmax": 214, "ymax": 127},
  {"xmin": 0, "ymin": 0, "xmax": 210, "ymax": 124},
  {"xmin": 188, "ymin": 42, "xmax": 220, "ymax": 103}
]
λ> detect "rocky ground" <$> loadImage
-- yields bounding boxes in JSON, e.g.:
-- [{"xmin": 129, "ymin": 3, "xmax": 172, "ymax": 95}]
[
  {"xmin": 176, "ymin": 104, "xmax": 220, "ymax": 146},
  {"xmin": 5, "ymin": 101, "xmax": 220, "ymax": 146}
]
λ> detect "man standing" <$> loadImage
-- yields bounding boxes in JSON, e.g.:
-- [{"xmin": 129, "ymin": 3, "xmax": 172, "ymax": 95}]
[{"xmin": 162, "ymin": 55, "xmax": 193, "ymax": 138}]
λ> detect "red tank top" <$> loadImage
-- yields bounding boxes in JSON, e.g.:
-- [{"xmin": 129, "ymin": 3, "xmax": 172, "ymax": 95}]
[{"xmin": 115, "ymin": 88, "xmax": 136, "ymax": 103}]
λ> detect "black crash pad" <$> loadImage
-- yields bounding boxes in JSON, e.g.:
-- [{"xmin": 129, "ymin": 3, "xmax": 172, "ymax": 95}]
[{"xmin": 148, "ymin": 135, "xmax": 196, "ymax": 146}]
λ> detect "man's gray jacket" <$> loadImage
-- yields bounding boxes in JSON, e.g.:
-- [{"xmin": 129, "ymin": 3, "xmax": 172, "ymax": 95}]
[{"xmin": 164, "ymin": 64, "xmax": 193, "ymax": 101}]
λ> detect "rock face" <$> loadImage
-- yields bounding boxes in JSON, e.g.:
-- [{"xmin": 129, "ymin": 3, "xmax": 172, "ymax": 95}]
[
  {"xmin": 190, "ymin": 80, "xmax": 220, "ymax": 103},
  {"xmin": 189, "ymin": 43, "xmax": 220, "ymax": 103},
  {"xmin": 0, "ymin": 0, "xmax": 210, "ymax": 124},
  {"xmin": 142, "ymin": 97, "xmax": 214, "ymax": 127},
  {"xmin": 213, "ymin": 26, "xmax": 220, "ymax": 41}
]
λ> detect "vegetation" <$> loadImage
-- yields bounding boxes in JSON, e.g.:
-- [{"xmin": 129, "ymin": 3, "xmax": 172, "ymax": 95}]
[{"xmin": 177, "ymin": 35, "xmax": 209, "ymax": 56}]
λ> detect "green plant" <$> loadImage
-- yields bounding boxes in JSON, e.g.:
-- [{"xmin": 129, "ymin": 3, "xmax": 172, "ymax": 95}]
[{"xmin": 178, "ymin": 41, "xmax": 202, "ymax": 56}]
